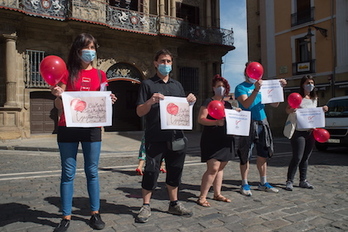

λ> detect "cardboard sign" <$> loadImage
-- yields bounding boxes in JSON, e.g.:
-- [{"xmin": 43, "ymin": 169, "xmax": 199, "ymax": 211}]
[
  {"xmin": 296, "ymin": 107, "xmax": 325, "ymax": 129},
  {"xmin": 260, "ymin": 80, "xmax": 284, "ymax": 104},
  {"xmin": 62, "ymin": 91, "xmax": 112, "ymax": 127},
  {"xmin": 225, "ymin": 109, "xmax": 251, "ymax": 136},
  {"xmin": 159, "ymin": 96, "xmax": 194, "ymax": 130}
]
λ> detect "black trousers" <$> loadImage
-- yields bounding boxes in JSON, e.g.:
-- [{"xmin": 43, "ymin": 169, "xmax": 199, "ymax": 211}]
[
  {"xmin": 142, "ymin": 141, "xmax": 187, "ymax": 191},
  {"xmin": 287, "ymin": 130, "xmax": 315, "ymax": 182}
]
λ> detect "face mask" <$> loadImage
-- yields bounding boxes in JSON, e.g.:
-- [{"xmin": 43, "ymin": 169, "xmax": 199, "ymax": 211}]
[
  {"xmin": 248, "ymin": 78, "xmax": 257, "ymax": 84},
  {"xmin": 81, "ymin": 50, "xmax": 96, "ymax": 63},
  {"xmin": 214, "ymin": 86, "xmax": 225, "ymax": 97},
  {"xmin": 157, "ymin": 64, "xmax": 172, "ymax": 76},
  {"xmin": 304, "ymin": 84, "xmax": 315, "ymax": 92}
]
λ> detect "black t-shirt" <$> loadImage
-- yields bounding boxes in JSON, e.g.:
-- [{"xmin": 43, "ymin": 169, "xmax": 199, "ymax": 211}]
[{"xmin": 137, "ymin": 75, "xmax": 186, "ymax": 142}]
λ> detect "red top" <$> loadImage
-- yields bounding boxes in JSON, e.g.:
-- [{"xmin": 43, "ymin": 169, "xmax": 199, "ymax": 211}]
[{"xmin": 58, "ymin": 68, "xmax": 108, "ymax": 126}]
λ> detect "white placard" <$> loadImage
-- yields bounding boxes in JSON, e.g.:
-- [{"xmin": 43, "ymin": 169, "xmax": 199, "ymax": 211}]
[
  {"xmin": 225, "ymin": 109, "xmax": 251, "ymax": 136},
  {"xmin": 159, "ymin": 96, "xmax": 194, "ymax": 130},
  {"xmin": 296, "ymin": 107, "xmax": 325, "ymax": 129},
  {"xmin": 260, "ymin": 80, "xmax": 284, "ymax": 104},
  {"xmin": 62, "ymin": 91, "xmax": 112, "ymax": 127}
]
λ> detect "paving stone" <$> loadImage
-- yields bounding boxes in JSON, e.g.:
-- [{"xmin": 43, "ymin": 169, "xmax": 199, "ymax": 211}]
[{"xmin": 1, "ymin": 135, "xmax": 348, "ymax": 231}]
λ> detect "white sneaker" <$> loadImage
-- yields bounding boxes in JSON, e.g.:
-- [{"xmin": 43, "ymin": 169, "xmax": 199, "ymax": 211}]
[
  {"xmin": 258, "ymin": 182, "xmax": 279, "ymax": 193},
  {"xmin": 240, "ymin": 184, "xmax": 252, "ymax": 196}
]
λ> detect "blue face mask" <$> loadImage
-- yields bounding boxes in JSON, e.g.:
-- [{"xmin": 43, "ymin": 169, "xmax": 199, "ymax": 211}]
[
  {"xmin": 81, "ymin": 50, "xmax": 96, "ymax": 63},
  {"xmin": 158, "ymin": 64, "xmax": 172, "ymax": 76}
]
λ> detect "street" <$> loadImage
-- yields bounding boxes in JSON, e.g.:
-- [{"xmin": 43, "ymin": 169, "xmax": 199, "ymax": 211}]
[{"xmin": 0, "ymin": 134, "xmax": 348, "ymax": 232}]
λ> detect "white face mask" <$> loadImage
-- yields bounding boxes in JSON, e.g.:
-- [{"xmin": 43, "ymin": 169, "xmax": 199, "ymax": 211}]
[
  {"xmin": 248, "ymin": 78, "xmax": 257, "ymax": 84},
  {"xmin": 304, "ymin": 84, "xmax": 315, "ymax": 92},
  {"xmin": 214, "ymin": 86, "xmax": 225, "ymax": 97}
]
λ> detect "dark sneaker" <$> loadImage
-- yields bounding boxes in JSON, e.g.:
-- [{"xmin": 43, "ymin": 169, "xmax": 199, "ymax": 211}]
[
  {"xmin": 54, "ymin": 219, "xmax": 70, "ymax": 232},
  {"xmin": 135, "ymin": 205, "xmax": 151, "ymax": 223},
  {"xmin": 168, "ymin": 202, "xmax": 193, "ymax": 217},
  {"xmin": 285, "ymin": 180, "xmax": 293, "ymax": 191},
  {"xmin": 299, "ymin": 180, "xmax": 314, "ymax": 189},
  {"xmin": 89, "ymin": 213, "xmax": 105, "ymax": 230}
]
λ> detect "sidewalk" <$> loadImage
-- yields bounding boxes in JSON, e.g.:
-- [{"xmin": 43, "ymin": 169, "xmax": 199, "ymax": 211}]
[{"xmin": 0, "ymin": 131, "xmax": 202, "ymax": 153}]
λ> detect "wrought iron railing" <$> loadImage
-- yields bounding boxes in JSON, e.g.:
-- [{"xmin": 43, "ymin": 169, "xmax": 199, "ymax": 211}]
[
  {"xmin": 106, "ymin": 5, "xmax": 158, "ymax": 34},
  {"xmin": 1, "ymin": 0, "xmax": 234, "ymax": 46},
  {"xmin": 160, "ymin": 16, "xmax": 234, "ymax": 46}
]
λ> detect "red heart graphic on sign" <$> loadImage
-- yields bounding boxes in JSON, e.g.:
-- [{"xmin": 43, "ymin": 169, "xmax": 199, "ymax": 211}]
[
  {"xmin": 70, "ymin": 98, "xmax": 86, "ymax": 112},
  {"xmin": 74, "ymin": 100, "xmax": 86, "ymax": 112},
  {"xmin": 167, "ymin": 103, "xmax": 179, "ymax": 115}
]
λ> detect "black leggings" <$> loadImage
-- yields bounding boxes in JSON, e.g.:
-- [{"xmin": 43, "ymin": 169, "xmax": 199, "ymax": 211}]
[
  {"xmin": 287, "ymin": 130, "xmax": 315, "ymax": 182},
  {"xmin": 142, "ymin": 141, "xmax": 187, "ymax": 191}
]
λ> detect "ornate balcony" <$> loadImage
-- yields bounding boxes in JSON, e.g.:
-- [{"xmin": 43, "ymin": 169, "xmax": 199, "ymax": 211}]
[{"xmin": 1, "ymin": 0, "xmax": 234, "ymax": 47}]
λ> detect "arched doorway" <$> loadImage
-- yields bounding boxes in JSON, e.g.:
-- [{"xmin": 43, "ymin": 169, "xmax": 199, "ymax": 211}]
[{"xmin": 104, "ymin": 62, "xmax": 143, "ymax": 131}]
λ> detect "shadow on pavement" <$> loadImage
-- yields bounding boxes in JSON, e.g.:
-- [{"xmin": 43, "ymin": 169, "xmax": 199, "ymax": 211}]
[
  {"xmin": 45, "ymin": 196, "xmax": 138, "ymax": 219},
  {"xmin": 0, "ymin": 202, "xmax": 58, "ymax": 228}
]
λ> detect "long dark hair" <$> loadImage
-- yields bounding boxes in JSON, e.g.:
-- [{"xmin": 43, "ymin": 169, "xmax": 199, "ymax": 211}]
[
  {"xmin": 299, "ymin": 75, "xmax": 317, "ymax": 99},
  {"xmin": 212, "ymin": 74, "xmax": 230, "ymax": 96},
  {"xmin": 67, "ymin": 33, "xmax": 98, "ymax": 85}
]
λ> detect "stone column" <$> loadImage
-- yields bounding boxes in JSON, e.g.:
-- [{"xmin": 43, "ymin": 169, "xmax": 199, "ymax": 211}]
[
  {"xmin": 206, "ymin": 61, "xmax": 213, "ymax": 98},
  {"xmin": 215, "ymin": 0, "xmax": 220, "ymax": 28},
  {"xmin": 170, "ymin": 0, "xmax": 176, "ymax": 17},
  {"xmin": 159, "ymin": 0, "xmax": 165, "ymax": 16},
  {"xmin": 4, "ymin": 33, "xmax": 18, "ymax": 107},
  {"xmin": 206, "ymin": 0, "xmax": 212, "ymax": 28}
]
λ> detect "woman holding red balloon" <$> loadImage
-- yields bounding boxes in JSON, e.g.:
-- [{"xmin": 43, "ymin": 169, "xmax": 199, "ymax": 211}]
[
  {"xmin": 285, "ymin": 75, "xmax": 328, "ymax": 191},
  {"xmin": 235, "ymin": 61, "xmax": 287, "ymax": 196},
  {"xmin": 50, "ymin": 33, "xmax": 116, "ymax": 232},
  {"xmin": 196, "ymin": 74, "xmax": 240, "ymax": 207}
]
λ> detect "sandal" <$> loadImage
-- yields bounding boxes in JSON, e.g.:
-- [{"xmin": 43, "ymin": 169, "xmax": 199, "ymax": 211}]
[
  {"xmin": 135, "ymin": 168, "xmax": 143, "ymax": 175},
  {"xmin": 196, "ymin": 197, "xmax": 211, "ymax": 207},
  {"xmin": 213, "ymin": 195, "xmax": 231, "ymax": 203}
]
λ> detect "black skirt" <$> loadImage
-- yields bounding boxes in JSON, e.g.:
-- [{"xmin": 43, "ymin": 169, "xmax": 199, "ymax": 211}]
[{"xmin": 57, "ymin": 126, "xmax": 102, "ymax": 142}]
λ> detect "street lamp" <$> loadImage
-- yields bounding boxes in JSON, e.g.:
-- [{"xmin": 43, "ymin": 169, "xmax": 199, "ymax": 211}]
[{"xmin": 305, "ymin": 25, "xmax": 328, "ymax": 38}]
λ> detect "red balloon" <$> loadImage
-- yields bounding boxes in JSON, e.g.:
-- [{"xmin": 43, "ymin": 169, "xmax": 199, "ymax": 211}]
[
  {"xmin": 207, "ymin": 100, "xmax": 225, "ymax": 120},
  {"xmin": 313, "ymin": 128, "xmax": 330, "ymax": 143},
  {"xmin": 246, "ymin": 62, "xmax": 264, "ymax": 80},
  {"xmin": 40, "ymin": 55, "xmax": 66, "ymax": 86},
  {"xmin": 287, "ymin": 93, "xmax": 302, "ymax": 109}
]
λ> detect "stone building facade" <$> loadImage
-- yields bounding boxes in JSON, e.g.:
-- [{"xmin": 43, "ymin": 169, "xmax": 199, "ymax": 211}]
[
  {"xmin": 0, "ymin": 0, "xmax": 235, "ymax": 139},
  {"xmin": 246, "ymin": 0, "xmax": 348, "ymax": 136}
]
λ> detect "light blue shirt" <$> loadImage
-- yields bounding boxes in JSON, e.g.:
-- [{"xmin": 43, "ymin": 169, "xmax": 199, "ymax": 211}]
[{"xmin": 234, "ymin": 81, "xmax": 266, "ymax": 121}]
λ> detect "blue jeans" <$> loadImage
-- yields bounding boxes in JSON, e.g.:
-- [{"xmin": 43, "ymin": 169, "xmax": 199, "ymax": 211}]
[{"xmin": 58, "ymin": 141, "xmax": 101, "ymax": 216}]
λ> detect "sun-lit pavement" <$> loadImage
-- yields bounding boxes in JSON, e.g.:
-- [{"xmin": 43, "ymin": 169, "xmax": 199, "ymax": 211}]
[{"xmin": 1, "ymin": 132, "xmax": 348, "ymax": 231}]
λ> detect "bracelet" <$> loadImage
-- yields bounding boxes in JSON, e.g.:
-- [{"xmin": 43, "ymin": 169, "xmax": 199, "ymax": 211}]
[{"xmin": 253, "ymin": 89, "xmax": 259, "ymax": 93}]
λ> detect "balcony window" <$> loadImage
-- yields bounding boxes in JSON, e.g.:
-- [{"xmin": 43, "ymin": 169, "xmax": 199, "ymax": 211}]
[
  {"xmin": 291, "ymin": 0, "xmax": 314, "ymax": 26},
  {"xmin": 293, "ymin": 37, "xmax": 315, "ymax": 75},
  {"xmin": 25, "ymin": 50, "xmax": 48, "ymax": 88},
  {"xmin": 179, "ymin": 67, "xmax": 199, "ymax": 96},
  {"xmin": 109, "ymin": 0, "xmax": 142, "ymax": 11},
  {"xmin": 176, "ymin": 3, "xmax": 199, "ymax": 25}
]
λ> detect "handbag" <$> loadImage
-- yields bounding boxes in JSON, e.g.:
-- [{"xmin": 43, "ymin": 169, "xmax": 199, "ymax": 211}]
[
  {"xmin": 283, "ymin": 113, "xmax": 296, "ymax": 139},
  {"xmin": 167, "ymin": 130, "xmax": 188, "ymax": 151},
  {"xmin": 168, "ymin": 137, "xmax": 188, "ymax": 151}
]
